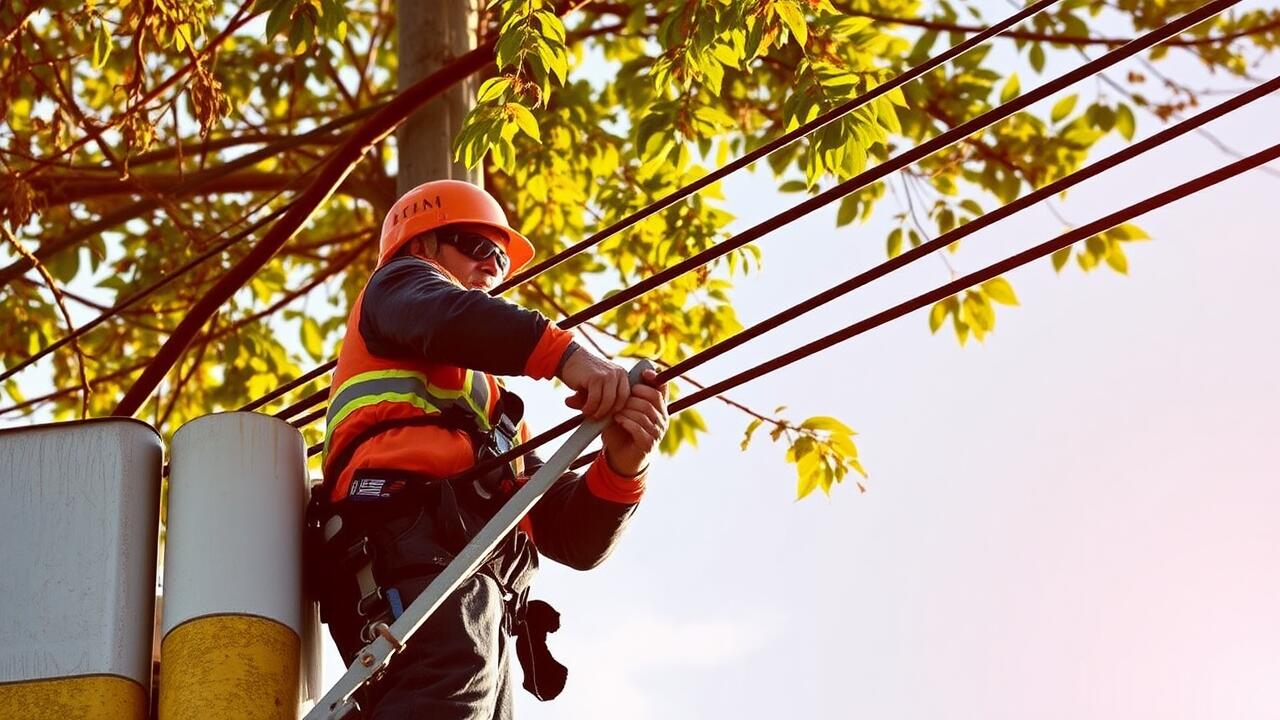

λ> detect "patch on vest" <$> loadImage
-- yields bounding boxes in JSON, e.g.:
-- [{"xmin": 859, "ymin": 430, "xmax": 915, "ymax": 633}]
[{"xmin": 348, "ymin": 476, "xmax": 407, "ymax": 501}]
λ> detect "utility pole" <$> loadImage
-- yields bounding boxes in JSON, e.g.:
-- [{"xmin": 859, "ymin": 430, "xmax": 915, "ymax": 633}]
[{"xmin": 397, "ymin": 0, "xmax": 481, "ymax": 193}]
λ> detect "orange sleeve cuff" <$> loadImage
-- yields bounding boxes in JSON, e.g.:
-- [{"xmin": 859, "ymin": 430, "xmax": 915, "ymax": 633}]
[
  {"xmin": 523, "ymin": 323, "xmax": 576, "ymax": 379},
  {"xmin": 585, "ymin": 455, "xmax": 646, "ymax": 505}
]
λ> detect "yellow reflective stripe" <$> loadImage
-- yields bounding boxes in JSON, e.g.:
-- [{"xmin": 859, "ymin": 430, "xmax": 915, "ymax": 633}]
[
  {"xmin": 460, "ymin": 371, "xmax": 491, "ymax": 430},
  {"xmin": 323, "ymin": 391, "xmax": 441, "ymax": 454},
  {"xmin": 323, "ymin": 368, "xmax": 497, "ymax": 459},
  {"xmin": 331, "ymin": 368, "xmax": 429, "ymax": 398}
]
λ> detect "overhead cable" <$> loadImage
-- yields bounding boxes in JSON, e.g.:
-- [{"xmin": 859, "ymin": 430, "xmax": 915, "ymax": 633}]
[
  {"xmin": 292, "ymin": 0, "xmax": 1243, "ymax": 442},
  {"xmin": 292, "ymin": 66, "xmax": 1257, "ymax": 438},
  {"xmin": 320, "ymin": 136, "xmax": 1279, "ymax": 482},
  {"xmin": 556, "ymin": 0, "xmax": 1243, "ymax": 330},
  {"xmin": 492, "ymin": 0, "xmax": 1065, "ymax": 294},
  {"xmin": 273, "ymin": 387, "xmax": 329, "ymax": 421},
  {"xmin": 670, "ymin": 140, "xmax": 1280, "ymax": 411},
  {"xmin": 0, "ymin": 201, "xmax": 291, "ymax": 385},
  {"xmin": 242, "ymin": 0, "xmax": 1241, "ymax": 416},
  {"xmin": 239, "ymin": 359, "xmax": 337, "ymax": 412},
  {"xmin": 661, "ymin": 73, "xmax": 1280, "ymax": 379},
  {"xmin": 238, "ymin": 0, "xmax": 1064, "ymax": 412}
]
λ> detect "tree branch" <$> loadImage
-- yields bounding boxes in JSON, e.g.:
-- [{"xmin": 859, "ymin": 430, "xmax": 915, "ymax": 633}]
[
  {"xmin": 112, "ymin": 38, "xmax": 499, "ymax": 415},
  {"xmin": 30, "ymin": 168, "xmax": 392, "ymax": 207},
  {"xmin": 0, "ymin": 103, "xmax": 380, "ymax": 288},
  {"xmin": 19, "ymin": 0, "xmax": 259, "ymax": 174},
  {"xmin": 1, "ymin": 224, "xmax": 90, "ymax": 418}
]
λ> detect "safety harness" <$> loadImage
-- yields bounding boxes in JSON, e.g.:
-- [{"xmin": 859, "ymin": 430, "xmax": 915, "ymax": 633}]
[{"xmin": 305, "ymin": 387, "xmax": 568, "ymax": 701}]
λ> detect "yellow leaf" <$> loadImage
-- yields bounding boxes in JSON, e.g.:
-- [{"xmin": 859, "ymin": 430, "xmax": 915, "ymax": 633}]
[{"xmin": 981, "ymin": 277, "xmax": 1019, "ymax": 306}]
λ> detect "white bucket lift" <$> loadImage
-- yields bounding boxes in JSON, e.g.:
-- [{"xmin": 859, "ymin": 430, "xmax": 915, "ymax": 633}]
[
  {"xmin": 159, "ymin": 412, "xmax": 321, "ymax": 719},
  {"xmin": 0, "ymin": 418, "xmax": 163, "ymax": 719}
]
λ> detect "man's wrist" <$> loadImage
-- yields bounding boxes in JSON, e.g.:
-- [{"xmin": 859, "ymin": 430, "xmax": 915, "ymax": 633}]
[
  {"xmin": 555, "ymin": 341, "xmax": 580, "ymax": 378},
  {"xmin": 586, "ymin": 451, "xmax": 647, "ymax": 504},
  {"xmin": 602, "ymin": 445, "xmax": 646, "ymax": 479}
]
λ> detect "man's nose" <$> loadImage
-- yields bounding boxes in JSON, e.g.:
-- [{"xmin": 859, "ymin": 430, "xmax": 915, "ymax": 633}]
[{"xmin": 479, "ymin": 253, "xmax": 501, "ymax": 273}]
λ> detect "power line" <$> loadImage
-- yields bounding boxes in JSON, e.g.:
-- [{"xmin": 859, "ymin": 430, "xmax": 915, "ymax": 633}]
[
  {"xmin": 335, "ymin": 137, "xmax": 1277, "ymax": 482},
  {"xmin": 670, "ymin": 140, "xmax": 1280, "ymax": 411},
  {"xmin": 0, "ymin": 201, "xmax": 291, "ymax": 385},
  {"xmin": 286, "ymin": 73, "xmax": 1278, "ymax": 433},
  {"xmin": 248, "ymin": 0, "xmax": 1235, "ymax": 414},
  {"xmin": 237, "ymin": 0, "xmax": 1065, "ymax": 414},
  {"xmin": 289, "ymin": 407, "xmax": 327, "ymax": 429},
  {"xmin": 274, "ymin": 387, "xmax": 328, "ymax": 421},
  {"xmin": 660, "ymin": 73, "xmax": 1280, "ymax": 380},
  {"xmin": 554, "ymin": 0, "xmax": 1241, "ymax": 330},
  {"xmin": 239, "ymin": 359, "xmax": 336, "ymax": 412},
  {"xmin": 491, "ymin": 0, "xmax": 1065, "ymax": 294}
]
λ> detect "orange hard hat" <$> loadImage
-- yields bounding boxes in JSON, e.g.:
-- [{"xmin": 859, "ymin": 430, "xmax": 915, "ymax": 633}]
[{"xmin": 378, "ymin": 180, "xmax": 535, "ymax": 276}]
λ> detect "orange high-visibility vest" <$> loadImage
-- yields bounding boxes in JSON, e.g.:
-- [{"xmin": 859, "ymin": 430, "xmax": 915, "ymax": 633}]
[{"xmin": 322, "ymin": 286, "xmax": 516, "ymax": 503}]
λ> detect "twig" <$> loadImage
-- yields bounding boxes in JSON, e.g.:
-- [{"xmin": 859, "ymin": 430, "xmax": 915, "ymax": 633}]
[{"xmin": 1, "ymin": 224, "xmax": 90, "ymax": 417}]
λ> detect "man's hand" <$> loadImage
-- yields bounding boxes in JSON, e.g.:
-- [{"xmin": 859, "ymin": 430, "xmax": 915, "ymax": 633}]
[
  {"xmin": 557, "ymin": 347, "xmax": 631, "ymax": 420},
  {"xmin": 601, "ymin": 369, "xmax": 668, "ymax": 477}
]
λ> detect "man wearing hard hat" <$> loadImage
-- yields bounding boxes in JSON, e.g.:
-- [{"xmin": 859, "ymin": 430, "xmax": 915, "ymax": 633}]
[{"xmin": 314, "ymin": 180, "xmax": 668, "ymax": 718}]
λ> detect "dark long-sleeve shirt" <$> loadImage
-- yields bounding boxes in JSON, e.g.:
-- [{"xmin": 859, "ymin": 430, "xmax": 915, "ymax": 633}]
[{"xmin": 355, "ymin": 256, "xmax": 644, "ymax": 571}]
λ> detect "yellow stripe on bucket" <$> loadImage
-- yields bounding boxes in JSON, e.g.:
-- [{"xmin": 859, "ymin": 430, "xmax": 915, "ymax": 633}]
[
  {"xmin": 159, "ymin": 614, "xmax": 300, "ymax": 720},
  {"xmin": 0, "ymin": 674, "xmax": 147, "ymax": 720}
]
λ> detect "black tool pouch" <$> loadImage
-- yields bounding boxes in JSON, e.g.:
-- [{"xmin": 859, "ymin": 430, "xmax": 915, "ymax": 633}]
[
  {"xmin": 304, "ymin": 486, "xmax": 344, "ymax": 623},
  {"xmin": 511, "ymin": 594, "xmax": 569, "ymax": 701}
]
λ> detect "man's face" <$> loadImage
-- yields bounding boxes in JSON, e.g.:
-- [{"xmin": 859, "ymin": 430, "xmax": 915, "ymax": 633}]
[{"xmin": 431, "ymin": 224, "xmax": 509, "ymax": 292}]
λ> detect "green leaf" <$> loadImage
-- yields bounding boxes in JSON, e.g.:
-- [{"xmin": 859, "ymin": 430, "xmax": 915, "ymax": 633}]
[
  {"xmin": 1000, "ymin": 73, "xmax": 1020, "ymax": 103},
  {"xmin": 886, "ymin": 227, "xmax": 903, "ymax": 259},
  {"xmin": 1029, "ymin": 44, "xmax": 1045, "ymax": 73},
  {"xmin": 1111, "ymin": 223, "xmax": 1149, "ymax": 241},
  {"xmin": 1115, "ymin": 104, "xmax": 1136, "ymax": 141},
  {"xmin": 741, "ymin": 418, "xmax": 763, "ymax": 451},
  {"xmin": 929, "ymin": 299, "xmax": 949, "ymax": 333},
  {"xmin": 829, "ymin": 432, "xmax": 859, "ymax": 459},
  {"xmin": 266, "ymin": 0, "xmax": 295, "ymax": 40},
  {"xmin": 476, "ymin": 77, "xmax": 511, "ymax": 103},
  {"xmin": 775, "ymin": 2, "xmax": 808, "ymax": 47},
  {"xmin": 1105, "ymin": 242, "xmax": 1129, "ymax": 274},
  {"xmin": 508, "ymin": 104, "xmax": 541, "ymax": 142},
  {"xmin": 981, "ymin": 277, "xmax": 1019, "ymax": 306},
  {"xmin": 1088, "ymin": 103, "xmax": 1115, "ymax": 131},
  {"xmin": 1051, "ymin": 247, "xmax": 1072, "ymax": 273},
  {"xmin": 300, "ymin": 317, "xmax": 324, "ymax": 359},
  {"xmin": 836, "ymin": 194, "xmax": 858, "ymax": 226},
  {"xmin": 795, "ymin": 446, "xmax": 822, "ymax": 500},
  {"xmin": 1051, "ymin": 95, "xmax": 1077, "ymax": 123},
  {"xmin": 92, "ymin": 22, "xmax": 112, "ymax": 69},
  {"xmin": 796, "ymin": 464, "xmax": 821, "ymax": 499},
  {"xmin": 5, "ymin": 379, "xmax": 26, "ymax": 404}
]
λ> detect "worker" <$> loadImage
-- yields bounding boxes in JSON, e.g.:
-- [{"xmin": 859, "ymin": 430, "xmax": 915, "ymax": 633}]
[{"xmin": 311, "ymin": 179, "xmax": 668, "ymax": 719}]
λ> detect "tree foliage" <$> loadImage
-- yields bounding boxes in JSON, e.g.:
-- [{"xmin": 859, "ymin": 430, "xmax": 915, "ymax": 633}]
[{"xmin": 1, "ymin": 0, "xmax": 1276, "ymax": 498}]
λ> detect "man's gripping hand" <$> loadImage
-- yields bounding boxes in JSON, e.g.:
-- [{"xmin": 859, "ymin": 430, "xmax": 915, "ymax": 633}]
[
  {"xmin": 600, "ymin": 369, "xmax": 668, "ymax": 477},
  {"xmin": 556, "ymin": 346, "xmax": 631, "ymax": 420}
]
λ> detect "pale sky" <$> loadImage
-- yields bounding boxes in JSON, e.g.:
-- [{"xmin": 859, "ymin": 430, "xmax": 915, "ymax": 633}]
[{"xmin": 486, "ymin": 27, "xmax": 1280, "ymax": 720}]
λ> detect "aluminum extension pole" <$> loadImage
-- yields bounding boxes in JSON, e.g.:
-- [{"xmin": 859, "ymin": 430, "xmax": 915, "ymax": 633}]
[{"xmin": 306, "ymin": 359, "xmax": 655, "ymax": 720}]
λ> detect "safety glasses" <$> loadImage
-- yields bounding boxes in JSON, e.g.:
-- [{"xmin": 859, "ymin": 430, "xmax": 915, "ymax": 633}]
[{"xmin": 439, "ymin": 230, "xmax": 510, "ymax": 274}]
